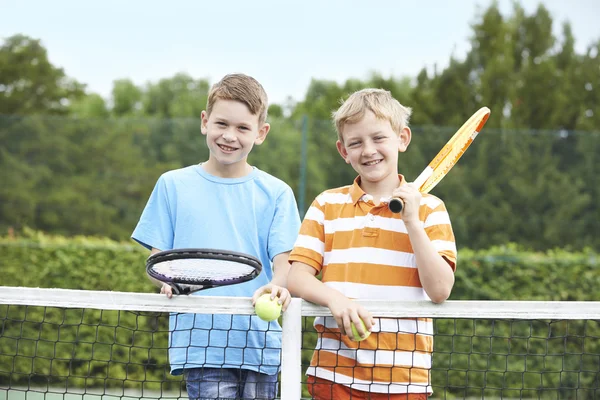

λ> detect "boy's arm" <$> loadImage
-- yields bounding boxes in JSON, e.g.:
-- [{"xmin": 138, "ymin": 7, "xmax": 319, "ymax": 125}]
[
  {"xmin": 254, "ymin": 184, "xmax": 302, "ymax": 311},
  {"xmin": 147, "ymin": 247, "xmax": 175, "ymax": 298},
  {"xmin": 132, "ymin": 174, "xmax": 176, "ymax": 298},
  {"xmin": 287, "ymin": 262, "xmax": 336, "ymax": 306},
  {"xmin": 251, "ymin": 252, "xmax": 293, "ymax": 311},
  {"xmin": 288, "ymin": 262, "xmax": 374, "ymax": 339},
  {"xmin": 393, "ymin": 183, "xmax": 455, "ymax": 303},
  {"xmin": 403, "ymin": 222, "xmax": 455, "ymax": 303},
  {"xmin": 270, "ymin": 251, "xmax": 292, "ymax": 288}
]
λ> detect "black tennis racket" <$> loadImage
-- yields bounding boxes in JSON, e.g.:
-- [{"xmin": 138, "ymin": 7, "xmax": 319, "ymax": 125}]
[{"xmin": 146, "ymin": 248, "xmax": 262, "ymax": 295}]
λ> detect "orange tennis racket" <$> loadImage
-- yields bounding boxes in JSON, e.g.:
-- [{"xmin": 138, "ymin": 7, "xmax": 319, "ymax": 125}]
[{"xmin": 389, "ymin": 107, "xmax": 491, "ymax": 213}]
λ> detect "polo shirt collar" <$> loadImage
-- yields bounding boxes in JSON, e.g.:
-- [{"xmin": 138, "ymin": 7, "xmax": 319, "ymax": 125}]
[{"xmin": 348, "ymin": 175, "xmax": 407, "ymax": 205}]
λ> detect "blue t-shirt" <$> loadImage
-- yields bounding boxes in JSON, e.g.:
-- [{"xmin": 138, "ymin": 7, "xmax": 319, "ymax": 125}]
[{"xmin": 131, "ymin": 164, "xmax": 301, "ymax": 375}]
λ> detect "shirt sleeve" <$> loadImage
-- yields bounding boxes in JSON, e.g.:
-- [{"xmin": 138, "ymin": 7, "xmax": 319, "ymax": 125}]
[
  {"xmin": 289, "ymin": 195, "xmax": 326, "ymax": 273},
  {"xmin": 131, "ymin": 174, "xmax": 174, "ymax": 251},
  {"xmin": 267, "ymin": 185, "xmax": 302, "ymax": 260},
  {"xmin": 423, "ymin": 197, "xmax": 457, "ymax": 271}
]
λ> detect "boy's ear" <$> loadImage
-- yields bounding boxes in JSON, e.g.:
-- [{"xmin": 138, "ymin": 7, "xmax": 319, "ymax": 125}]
[
  {"xmin": 336, "ymin": 140, "xmax": 351, "ymax": 164},
  {"xmin": 398, "ymin": 127, "xmax": 412, "ymax": 152},
  {"xmin": 200, "ymin": 111, "xmax": 209, "ymax": 135},
  {"xmin": 254, "ymin": 122, "xmax": 270, "ymax": 145}
]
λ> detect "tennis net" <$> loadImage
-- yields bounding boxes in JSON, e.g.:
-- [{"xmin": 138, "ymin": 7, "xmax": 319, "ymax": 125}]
[{"xmin": 1, "ymin": 287, "xmax": 599, "ymax": 399}]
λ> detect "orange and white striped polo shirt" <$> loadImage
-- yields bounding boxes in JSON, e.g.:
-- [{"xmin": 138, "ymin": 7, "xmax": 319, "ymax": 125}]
[{"xmin": 289, "ymin": 176, "xmax": 457, "ymax": 394}]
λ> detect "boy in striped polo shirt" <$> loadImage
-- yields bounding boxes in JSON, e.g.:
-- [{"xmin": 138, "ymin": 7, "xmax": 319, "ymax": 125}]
[{"xmin": 288, "ymin": 88, "xmax": 457, "ymax": 399}]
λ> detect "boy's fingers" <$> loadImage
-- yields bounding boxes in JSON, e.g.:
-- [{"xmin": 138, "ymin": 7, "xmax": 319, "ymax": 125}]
[
  {"xmin": 343, "ymin": 317, "xmax": 356, "ymax": 340},
  {"xmin": 277, "ymin": 289, "xmax": 288, "ymax": 304},
  {"xmin": 270, "ymin": 286, "xmax": 279, "ymax": 299},
  {"xmin": 251, "ymin": 286, "xmax": 268, "ymax": 304},
  {"xmin": 358, "ymin": 311, "xmax": 374, "ymax": 330},
  {"xmin": 370, "ymin": 317, "xmax": 376, "ymax": 329},
  {"xmin": 281, "ymin": 295, "xmax": 292, "ymax": 312},
  {"xmin": 350, "ymin": 311, "xmax": 366, "ymax": 337},
  {"xmin": 161, "ymin": 284, "xmax": 173, "ymax": 299},
  {"xmin": 335, "ymin": 317, "xmax": 347, "ymax": 337}
]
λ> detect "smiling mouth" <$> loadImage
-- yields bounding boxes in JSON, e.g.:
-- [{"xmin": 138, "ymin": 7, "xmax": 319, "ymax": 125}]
[
  {"xmin": 218, "ymin": 144, "xmax": 239, "ymax": 152},
  {"xmin": 363, "ymin": 159, "xmax": 382, "ymax": 166}
]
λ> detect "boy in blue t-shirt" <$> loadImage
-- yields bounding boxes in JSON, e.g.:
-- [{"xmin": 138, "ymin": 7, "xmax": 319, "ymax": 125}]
[{"xmin": 132, "ymin": 73, "xmax": 301, "ymax": 400}]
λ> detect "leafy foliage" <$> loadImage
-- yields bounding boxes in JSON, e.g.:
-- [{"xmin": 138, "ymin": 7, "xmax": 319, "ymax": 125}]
[
  {"xmin": 2, "ymin": 2, "xmax": 598, "ymax": 250},
  {"xmin": 0, "ymin": 35, "xmax": 85, "ymax": 115}
]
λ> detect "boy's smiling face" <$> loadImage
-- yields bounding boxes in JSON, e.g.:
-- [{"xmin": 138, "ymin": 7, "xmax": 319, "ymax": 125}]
[
  {"xmin": 201, "ymin": 99, "xmax": 269, "ymax": 173},
  {"xmin": 337, "ymin": 110, "xmax": 410, "ymax": 189}
]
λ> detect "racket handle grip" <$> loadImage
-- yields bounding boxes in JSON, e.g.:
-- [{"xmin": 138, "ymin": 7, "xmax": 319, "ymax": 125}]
[{"xmin": 389, "ymin": 198, "xmax": 404, "ymax": 213}]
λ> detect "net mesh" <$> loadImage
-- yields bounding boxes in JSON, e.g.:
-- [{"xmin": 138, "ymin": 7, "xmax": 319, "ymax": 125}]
[
  {"xmin": 0, "ymin": 288, "xmax": 279, "ymax": 400},
  {"xmin": 1, "ymin": 304, "xmax": 181, "ymax": 400},
  {"xmin": 1, "ymin": 288, "xmax": 599, "ymax": 400},
  {"xmin": 431, "ymin": 318, "xmax": 600, "ymax": 398},
  {"xmin": 299, "ymin": 301, "xmax": 600, "ymax": 399}
]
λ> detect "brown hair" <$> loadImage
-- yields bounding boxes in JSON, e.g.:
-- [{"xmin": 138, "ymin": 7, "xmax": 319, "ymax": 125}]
[{"xmin": 206, "ymin": 73, "xmax": 269, "ymax": 125}]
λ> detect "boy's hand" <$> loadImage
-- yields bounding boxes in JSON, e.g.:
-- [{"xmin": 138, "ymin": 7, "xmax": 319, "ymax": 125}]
[
  {"xmin": 252, "ymin": 284, "xmax": 291, "ymax": 311},
  {"xmin": 327, "ymin": 294, "xmax": 374, "ymax": 341},
  {"xmin": 392, "ymin": 183, "xmax": 422, "ymax": 223},
  {"xmin": 160, "ymin": 283, "xmax": 174, "ymax": 299}
]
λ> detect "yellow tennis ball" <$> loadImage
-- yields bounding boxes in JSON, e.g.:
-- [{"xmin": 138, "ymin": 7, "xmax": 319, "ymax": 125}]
[
  {"xmin": 350, "ymin": 319, "xmax": 371, "ymax": 342},
  {"xmin": 254, "ymin": 294, "xmax": 282, "ymax": 322}
]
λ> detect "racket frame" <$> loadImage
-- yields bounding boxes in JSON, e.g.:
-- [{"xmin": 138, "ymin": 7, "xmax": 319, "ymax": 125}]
[
  {"xmin": 146, "ymin": 248, "xmax": 263, "ymax": 295},
  {"xmin": 389, "ymin": 107, "xmax": 490, "ymax": 213}
]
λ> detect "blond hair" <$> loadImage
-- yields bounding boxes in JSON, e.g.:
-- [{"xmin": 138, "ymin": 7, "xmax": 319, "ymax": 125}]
[
  {"xmin": 206, "ymin": 74, "xmax": 268, "ymax": 125},
  {"xmin": 333, "ymin": 88, "xmax": 412, "ymax": 141}
]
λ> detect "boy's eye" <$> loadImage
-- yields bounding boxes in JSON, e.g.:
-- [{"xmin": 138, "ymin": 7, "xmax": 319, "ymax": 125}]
[
  {"xmin": 374, "ymin": 136, "xmax": 385, "ymax": 141},
  {"xmin": 216, "ymin": 122, "xmax": 226, "ymax": 126},
  {"xmin": 239, "ymin": 126, "xmax": 249, "ymax": 131},
  {"xmin": 348, "ymin": 142, "xmax": 360, "ymax": 147}
]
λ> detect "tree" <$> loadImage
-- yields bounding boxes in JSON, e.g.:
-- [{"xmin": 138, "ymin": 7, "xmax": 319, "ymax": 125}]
[
  {"xmin": 141, "ymin": 73, "xmax": 209, "ymax": 118},
  {"xmin": 0, "ymin": 34, "xmax": 84, "ymax": 115},
  {"xmin": 70, "ymin": 94, "xmax": 109, "ymax": 118},
  {"xmin": 111, "ymin": 79, "xmax": 142, "ymax": 117}
]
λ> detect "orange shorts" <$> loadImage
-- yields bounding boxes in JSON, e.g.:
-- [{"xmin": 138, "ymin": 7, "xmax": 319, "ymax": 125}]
[{"xmin": 306, "ymin": 376, "xmax": 429, "ymax": 400}]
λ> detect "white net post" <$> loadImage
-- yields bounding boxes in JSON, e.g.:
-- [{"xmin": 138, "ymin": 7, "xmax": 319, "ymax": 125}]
[{"xmin": 280, "ymin": 298, "xmax": 302, "ymax": 400}]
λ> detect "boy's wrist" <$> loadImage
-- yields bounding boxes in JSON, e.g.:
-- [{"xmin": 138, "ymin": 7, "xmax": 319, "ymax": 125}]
[
  {"xmin": 325, "ymin": 289, "xmax": 346, "ymax": 309},
  {"xmin": 403, "ymin": 218, "xmax": 422, "ymax": 230},
  {"xmin": 269, "ymin": 277, "xmax": 286, "ymax": 288}
]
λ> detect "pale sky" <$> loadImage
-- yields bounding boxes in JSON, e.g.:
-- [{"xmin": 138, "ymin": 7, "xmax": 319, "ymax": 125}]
[{"xmin": 2, "ymin": 0, "xmax": 598, "ymax": 104}]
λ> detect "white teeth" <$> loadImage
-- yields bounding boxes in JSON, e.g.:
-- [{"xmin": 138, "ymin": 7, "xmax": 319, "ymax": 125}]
[
  {"xmin": 364, "ymin": 160, "xmax": 381, "ymax": 166},
  {"xmin": 219, "ymin": 144, "xmax": 237, "ymax": 151}
]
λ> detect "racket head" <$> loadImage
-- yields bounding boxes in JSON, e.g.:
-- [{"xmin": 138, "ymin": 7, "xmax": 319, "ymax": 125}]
[
  {"xmin": 418, "ymin": 107, "xmax": 490, "ymax": 194},
  {"xmin": 146, "ymin": 248, "xmax": 262, "ymax": 295}
]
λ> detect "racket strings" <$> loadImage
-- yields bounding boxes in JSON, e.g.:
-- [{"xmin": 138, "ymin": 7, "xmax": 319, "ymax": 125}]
[{"xmin": 151, "ymin": 259, "xmax": 258, "ymax": 283}]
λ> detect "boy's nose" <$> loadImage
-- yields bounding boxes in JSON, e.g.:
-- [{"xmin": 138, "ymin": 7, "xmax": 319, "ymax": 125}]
[
  {"xmin": 362, "ymin": 143, "xmax": 376, "ymax": 156},
  {"xmin": 222, "ymin": 130, "xmax": 236, "ymax": 142}
]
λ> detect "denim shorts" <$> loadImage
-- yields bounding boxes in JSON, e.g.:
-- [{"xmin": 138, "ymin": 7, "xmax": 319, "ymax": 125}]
[{"xmin": 184, "ymin": 367, "xmax": 278, "ymax": 400}]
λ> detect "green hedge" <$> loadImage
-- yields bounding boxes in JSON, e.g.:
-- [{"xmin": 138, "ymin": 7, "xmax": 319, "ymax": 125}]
[
  {"xmin": 1, "ymin": 232, "xmax": 599, "ymax": 398},
  {"xmin": 0, "ymin": 230, "xmax": 179, "ymax": 391},
  {"xmin": 1, "ymin": 229, "xmax": 152, "ymax": 292},
  {"xmin": 454, "ymin": 245, "xmax": 599, "ymax": 301}
]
